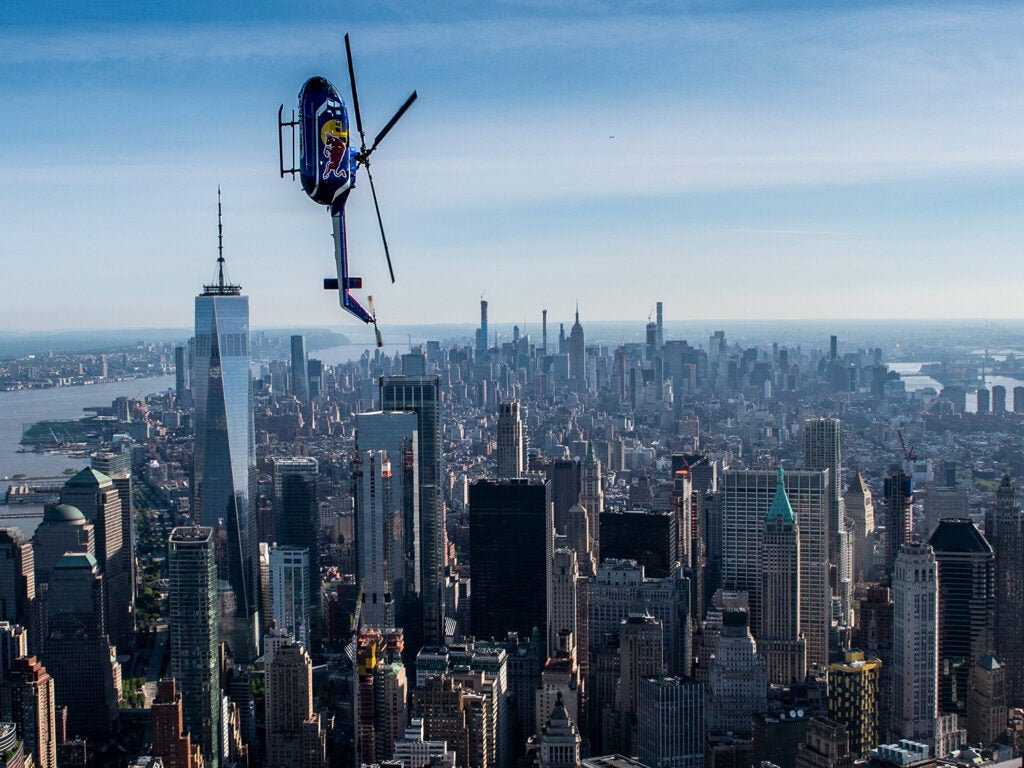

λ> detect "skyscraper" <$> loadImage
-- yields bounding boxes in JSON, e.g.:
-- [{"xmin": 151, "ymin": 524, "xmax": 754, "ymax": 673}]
[
  {"xmin": 273, "ymin": 457, "xmax": 320, "ymax": 633},
  {"xmin": 760, "ymin": 466, "xmax": 807, "ymax": 685},
  {"xmin": 843, "ymin": 473, "xmax": 874, "ymax": 581},
  {"xmin": 469, "ymin": 479, "xmax": 550, "ymax": 646},
  {"xmin": 827, "ymin": 651, "xmax": 881, "ymax": 759},
  {"xmin": 32, "ymin": 504, "xmax": 94, "ymax": 587},
  {"xmin": 537, "ymin": 692, "xmax": 582, "ymax": 768},
  {"xmin": 151, "ymin": 678, "xmax": 199, "ymax": 768},
  {"xmin": 569, "ymin": 307, "xmax": 585, "ymax": 393},
  {"xmin": 380, "ymin": 375, "xmax": 444, "ymax": 644},
  {"xmin": 356, "ymin": 411, "xmax": 420, "ymax": 630},
  {"xmin": 268, "ymin": 545, "xmax": 311, "ymax": 649},
  {"xmin": 616, "ymin": 610, "xmax": 665, "ymax": 754},
  {"xmin": 356, "ymin": 451, "xmax": 399, "ymax": 629},
  {"xmin": 989, "ymin": 475, "xmax": 1023, "ymax": 703},
  {"xmin": 175, "ymin": 345, "xmax": 190, "ymax": 407},
  {"xmin": 636, "ymin": 676, "xmax": 703, "ymax": 768},
  {"xmin": 929, "ymin": 519, "xmax": 995, "ymax": 717},
  {"xmin": 3, "ymin": 655, "xmax": 56, "ymax": 768},
  {"xmin": 805, "ymin": 418, "xmax": 850, "ymax": 623},
  {"xmin": 91, "ymin": 450, "xmax": 135, "ymax": 640},
  {"xmin": 496, "ymin": 401, "xmax": 524, "ymax": 480},
  {"xmin": 706, "ymin": 609, "xmax": 767, "ymax": 737},
  {"xmin": 42, "ymin": 553, "xmax": 117, "ymax": 740},
  {"xmin": 59, "ymin": 467, "xmax": 132, "ymax": 650},
  {"xmin": 169, "ymin": 526, "xmax": 220, "ymax": 768},
  {"xmin": 891, "ymin": 542, "xmax": 938, "ymax": 746},
  {"xmin": 578, "ymin": 442, "xmax": 603, "ymax": 560},
  {"xmin": 192, "ymin": 225, "xmax": 258, "ymax": 662},
  {"xmin": 0, "ymin": 529, "xmax": 34, "ymax": 628},
  {"xmin": 720, "ymin": 468, "xmax": 830, "ymax": 672},
  {"xmin": 290, "ymin": 334, "xmax": 310, "ymax": 403},
  {"xmin": 265, "ymin": 639, "xmax": 327, "ymax": 768},
  {"xmin": 883, "ymin": 470, "xmax": 913, "ymax": 580}
]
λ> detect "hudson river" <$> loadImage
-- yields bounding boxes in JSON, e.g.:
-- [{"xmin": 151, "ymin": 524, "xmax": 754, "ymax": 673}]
[{"xmin": 0, "ymin": 375, "xmax": 174, "ymax": 536}]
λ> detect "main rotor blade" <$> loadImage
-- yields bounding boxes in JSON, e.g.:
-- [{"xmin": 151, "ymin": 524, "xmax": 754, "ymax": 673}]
[
  {"xmin": 366, "ymin": 91, "xmax": 418, "ymax": 158},
  {"xmin": 344, "ymin": 33, "xmax": 367, "ymax": 151},
  {"xmin": 365, "ymin": 166, "xmax": 396, "ymax": 284}
]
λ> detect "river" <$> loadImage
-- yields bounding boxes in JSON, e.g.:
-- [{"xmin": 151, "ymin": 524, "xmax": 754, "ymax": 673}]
[
  {"xmin": 888, "ymin": 363, "xmax": 1024, "ymax": 413},
  {"xmin": 0, "ymin": 375, "xmax": 175, "ymax": 536}
]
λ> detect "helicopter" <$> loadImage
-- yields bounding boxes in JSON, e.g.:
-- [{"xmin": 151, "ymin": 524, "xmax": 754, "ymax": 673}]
[{"xmin": 279, "ymin": 34, "xmax": 417, "ymax": 341}]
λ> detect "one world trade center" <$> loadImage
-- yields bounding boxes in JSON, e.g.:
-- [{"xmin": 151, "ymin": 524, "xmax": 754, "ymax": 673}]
[{"xmin": 192, "ymin": 203, "xmax": 259, "ymax": 662}]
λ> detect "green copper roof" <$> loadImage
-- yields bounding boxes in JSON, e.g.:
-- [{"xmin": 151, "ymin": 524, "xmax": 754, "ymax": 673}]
[
  {"xmin": 63, "ymin": 466, "xmax": 111, "ymax": 488},
  {"xmin": 54, "ymin": 552, "xmax": 98, "ymax": 570},
  {"xmin": 768, "ymin": 465, "xmax": 795, "ymax": 523}
]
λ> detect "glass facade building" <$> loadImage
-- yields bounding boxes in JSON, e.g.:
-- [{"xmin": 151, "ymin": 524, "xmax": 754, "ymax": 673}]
[
  {"xmin": 193, "ymin": 275, "xmax": 258, "ymax": 662},
  {"xmin": 169, "ymin": 525, "xmax": 220, "ymax": 768},
  {"xmin": 379, "ymin": 376, "xmax": 443, "ymax": 644}
]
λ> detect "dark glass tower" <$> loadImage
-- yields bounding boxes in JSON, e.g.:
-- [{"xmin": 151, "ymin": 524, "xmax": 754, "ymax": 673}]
[
  {"xmin": 379, "ymin": 375, "xmax": 443, "ymax": 644},
  {"xmin": 169, "ymin": 526, "xmax": 220, "ymax": 768},
  {"xmin": 929, "ymin": 519, "xmax": 995, "ymax": 716},
  {"xmin": 883, "ymin": 469, "xmax": 913, "ymax": 580},
  {"xmin": 273, "ymin": 457, "xmax": 320, "ymax": 637},
  {"xmin": 192, "ymin": 199, "xmax": 258, "ymax": 662},
  {"xmin": 290, "ymin": 334, "xmax": 310, "ymax": 404},
  {"xmin": 990, "ymin": 475, "xmax": 1024, "ymax": 703},
  {"xmin": 469, "ymin": 479, "xmax": 549, "ymax": 645}
]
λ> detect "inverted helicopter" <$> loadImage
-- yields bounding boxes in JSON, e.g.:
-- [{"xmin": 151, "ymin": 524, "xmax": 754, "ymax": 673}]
[{"xmin": 279, "ymin": 34, "xmax": 417, "ymax": 341}]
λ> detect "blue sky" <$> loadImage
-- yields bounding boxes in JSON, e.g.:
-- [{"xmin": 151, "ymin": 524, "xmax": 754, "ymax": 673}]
[{"xmin": 3, "ymin": 1, "xmax": 1024, "ymax": 337}]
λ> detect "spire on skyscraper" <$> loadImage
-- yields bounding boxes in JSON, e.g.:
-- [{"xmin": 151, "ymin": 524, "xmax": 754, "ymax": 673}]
[{"xmin": 204, "ymin": 187, "xmax": 241, "ymax": 296}]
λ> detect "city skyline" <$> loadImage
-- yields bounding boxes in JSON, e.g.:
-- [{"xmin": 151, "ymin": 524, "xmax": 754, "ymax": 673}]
[{"xmin": 4, "ymin": 1, "xmax": 1024, "ymax": 331}]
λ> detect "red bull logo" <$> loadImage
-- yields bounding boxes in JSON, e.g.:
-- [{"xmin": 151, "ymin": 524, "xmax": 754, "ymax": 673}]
[{"xmin": 320, "ymin": 119, "xmax": 349, "ymax": 181}]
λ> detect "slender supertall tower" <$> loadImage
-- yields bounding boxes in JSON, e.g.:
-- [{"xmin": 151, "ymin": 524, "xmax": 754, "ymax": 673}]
[
  {"xmin": 477, "ymin": 299, "xmax": 489, "ymax": 355},
  {"xmin": 192, "ymin": 191, "xmax": 258, "ymax": 662},
  {"xmin": 169, "ymin": 526, "xmax": 220, "ymax": 768},
  {"xmin": 990, "ymin": 475, "xmax": 1024, "ymax": 703},
  {"xmin": 891, "ymin": 541, "xmax": 938, "ymax": 747},
  {"xmin": 542, "ymin": 309, "xmax": 548, "ymax": 355},
  {"xmin": 760, "ymin": 466, "xmax": 807, "ymax": 685},
  {"xmin": 578, "ymin": 442, "xmax": 603, "ymax": 560},
  {"xmin": 380, "ymin": 375, "xmax": 444, "ymax": 644},
  {"xmin": 497, "ymin": 401, "xmax": 524, "ymax": 479}
]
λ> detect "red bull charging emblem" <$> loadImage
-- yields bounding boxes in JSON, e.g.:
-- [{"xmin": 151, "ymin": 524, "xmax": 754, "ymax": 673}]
[{"xmin": 321, "ymin": 119, "xmax": 349, "ymax": 180}]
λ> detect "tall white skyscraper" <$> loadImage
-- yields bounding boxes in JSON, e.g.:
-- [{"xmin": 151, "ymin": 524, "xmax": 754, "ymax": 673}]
[
  {"xmin": 192, "ymin": 203, "xmax": 258, "ymax": 662},
  {"xmin": 891, "ymin": 541, "xmax": 938, "ymax": 747}
]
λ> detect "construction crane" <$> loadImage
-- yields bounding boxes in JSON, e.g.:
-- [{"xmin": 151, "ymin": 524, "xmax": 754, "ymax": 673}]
[{"xmin": 897, "ymin": 429, "xmax": 916, "ymax": 474}]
